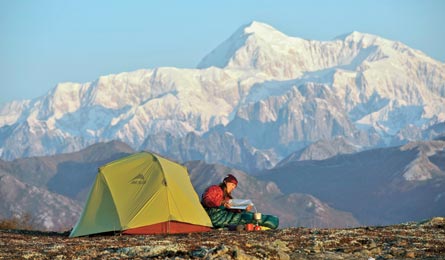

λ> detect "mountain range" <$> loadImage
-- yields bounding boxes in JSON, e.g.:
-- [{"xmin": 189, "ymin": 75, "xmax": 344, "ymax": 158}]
[
  {"xmin": 0, "ymin": 141, "xmax": 361, "ymax": 230},
  {"xmin": 258, "ymin": 137, "xmax": 445, "ymax": 226},
  {"xmin": 0, "ymin": 21, "xmax": 444, "ymax": 173},
  {"xmin": 1, "ymin": 137, "xmax": 444, "ymax": 230}
]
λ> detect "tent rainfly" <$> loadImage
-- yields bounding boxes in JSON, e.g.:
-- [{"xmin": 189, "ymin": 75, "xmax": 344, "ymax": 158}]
[{"xmin": 70, "ymin": 152, "xmax": 212, "ymax": 237}]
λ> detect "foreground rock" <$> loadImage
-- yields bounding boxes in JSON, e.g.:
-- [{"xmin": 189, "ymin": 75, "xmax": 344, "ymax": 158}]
[{"xmin": 1, "ymin": 218, "xmax": 444, "ymax": 259}]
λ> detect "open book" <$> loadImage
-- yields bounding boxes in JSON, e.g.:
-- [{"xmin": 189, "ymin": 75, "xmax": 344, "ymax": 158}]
[{"xmin": 228, "ymin": 199, "xmax": 254, "ymax": 210}]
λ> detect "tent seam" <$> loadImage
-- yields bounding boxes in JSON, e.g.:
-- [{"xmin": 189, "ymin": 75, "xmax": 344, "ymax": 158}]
[
  {"xmin": 154, "ymin": 154, "xmax": 173, "ymax": 233},
  {"xmin": 100, "ymin": 168, "xmax": 123, "ymax": 229}
]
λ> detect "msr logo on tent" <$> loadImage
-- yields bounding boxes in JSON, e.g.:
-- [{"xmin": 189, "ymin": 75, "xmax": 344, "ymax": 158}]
[{"xmin": 130, "ymin": 174, "xmax": 146, "ymax": 184}]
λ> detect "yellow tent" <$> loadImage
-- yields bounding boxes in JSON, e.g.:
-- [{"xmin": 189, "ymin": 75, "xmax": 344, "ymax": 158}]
[{"xmin": 70, "ymin": 152, "xmax": 212, "ymax": 237}]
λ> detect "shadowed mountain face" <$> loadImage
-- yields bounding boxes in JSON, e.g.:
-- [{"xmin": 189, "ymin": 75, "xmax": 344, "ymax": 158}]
[
  {"xmin": 0, "ymin": 141, "xmax": 135, "ymax": 230},
  {"xmin": 0, "ymin": 172, "xmax": 82, "ymax": 231},
  {"xmin": 0, "ymin": 141, "xmax": 358, "ymax": 230},
  {"xmin": 0, "ymin": 141, "xmax": 134, "ymax": 187},
  {"xmin": 185, "ymin": 160, "xmax": 359, "ymax": 228},
  {"xmin": 275, "ymin": 137, "xmax": 361, "ymax": 168},
  {"xmin": 258, "ymin": 140, "xmax": 445, "ymax": 226}
]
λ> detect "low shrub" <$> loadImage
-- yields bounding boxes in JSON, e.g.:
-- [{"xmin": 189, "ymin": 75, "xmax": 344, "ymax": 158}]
[{"xmin": 0, "ymin": 213, "xmax": 35, "ymax": 230}]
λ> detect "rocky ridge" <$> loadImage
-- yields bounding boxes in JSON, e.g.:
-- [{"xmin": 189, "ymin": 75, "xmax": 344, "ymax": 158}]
[{"xmin": 0, "ymin": 217, "xmax": 444, "ymax": 259}]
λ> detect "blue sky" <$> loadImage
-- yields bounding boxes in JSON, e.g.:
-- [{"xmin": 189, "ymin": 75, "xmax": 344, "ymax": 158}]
[{"xmin": 1, "ymin": 0, "xmax": 444, "ymax": 105}]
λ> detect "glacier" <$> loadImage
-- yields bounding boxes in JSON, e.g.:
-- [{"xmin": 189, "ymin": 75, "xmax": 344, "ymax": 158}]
[{"xmin": 0, "ymin": 21, "xmax": 444, "ymax": 172}]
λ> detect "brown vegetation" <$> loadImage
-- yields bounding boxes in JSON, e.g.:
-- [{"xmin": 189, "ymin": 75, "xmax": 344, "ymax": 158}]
[
  {"xmin": 0, "ymin": 217, "xmax": 444, "ymax": 259},
  {"xmin": 0, "ymin": 213, "xmax": 35, "ymax": 230}
]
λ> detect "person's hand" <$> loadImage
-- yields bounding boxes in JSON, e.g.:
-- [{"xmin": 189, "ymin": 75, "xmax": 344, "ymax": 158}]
[
  {"xmin": 246, "ymin": 205, "xmax": 253, "ymax": 212},
  {"xmin": 223, "ymin": 201, "xmax": 232, "ymax": 208}
]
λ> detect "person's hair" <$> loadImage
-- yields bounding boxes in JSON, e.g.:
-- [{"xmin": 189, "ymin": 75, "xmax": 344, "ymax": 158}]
[{"xmin": 223, "ymin": 174, "xmax": 238, "ymax": 186}]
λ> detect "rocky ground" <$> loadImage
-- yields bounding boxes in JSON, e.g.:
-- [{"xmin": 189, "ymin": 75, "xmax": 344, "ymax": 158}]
[{"xmin": 0, "ymin": 218, "xmax": 444, "ymax": 260}]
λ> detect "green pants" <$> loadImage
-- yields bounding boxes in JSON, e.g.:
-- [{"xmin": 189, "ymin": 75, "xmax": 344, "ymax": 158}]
[{"xmin": 205, "ymin": 207, "xmax": 279, "ymax": 229}]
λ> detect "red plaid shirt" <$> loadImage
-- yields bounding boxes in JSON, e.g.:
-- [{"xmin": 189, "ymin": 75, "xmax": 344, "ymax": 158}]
[{"xmin": 201, "ymin": 185, "xmax": 228, "ymax": 208}]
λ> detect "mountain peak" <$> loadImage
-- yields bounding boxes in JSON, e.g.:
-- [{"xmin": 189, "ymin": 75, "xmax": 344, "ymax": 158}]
[
  {"xmin": 335, "ymin": 31, "xmax": 380, "ymax": 42},
  {"xmin": 242, "ymin": 21, "xmax": 279, "ymax": 35},
  {"xmin": 240, "ymin": 21, "xmax": 289, "ymax": 42},
  {"xmin": 197, "ymin": 21, "xmax": 289, "ymax": 69}
]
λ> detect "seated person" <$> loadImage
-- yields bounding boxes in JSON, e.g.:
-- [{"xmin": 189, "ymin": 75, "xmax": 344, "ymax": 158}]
[{"xmin": 201, "ymin": 174, "xmax": 279, "ymax": 229}]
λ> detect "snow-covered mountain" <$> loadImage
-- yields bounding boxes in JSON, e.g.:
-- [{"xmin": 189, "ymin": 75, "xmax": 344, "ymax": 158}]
[{"xmin": 1, "ymin": 21, "xmax": 444, "ymax": 172}]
